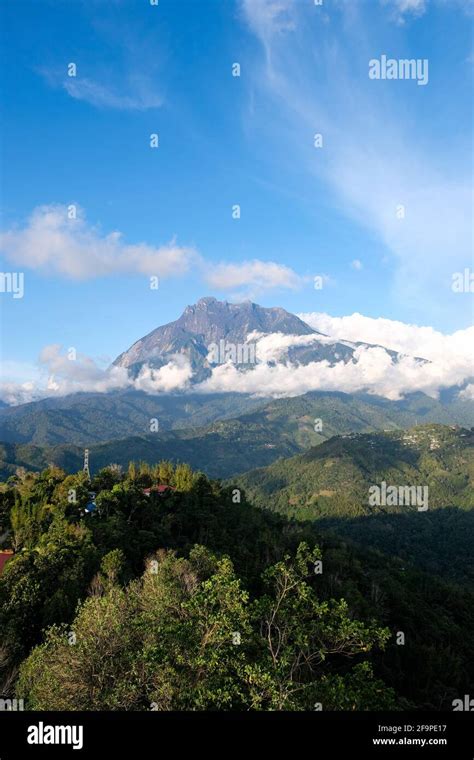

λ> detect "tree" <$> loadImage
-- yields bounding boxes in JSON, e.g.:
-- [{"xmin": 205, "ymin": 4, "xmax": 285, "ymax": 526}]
[
  {"xmin": 245, "ymin": 543, "xmax": 394, "ymax": 710},
  {"xmin": 173, "ymin": 463, "xmax": 195, "ymax": 492},
  {"xmin": 10, "ymin": 500, "xmax": 47, "ymax": 551},
  {"xmin": 52, "ymin": 472, "xmax": 90, "ymax": 517},
  {"xmin": 16, "ymin": 589, "xmax": 137, "ymax": 711},
  {"xmin": 157, "ymin": 461, "xmax": 174, "ymax": 485},
  {"xmin": 16, "ymin": 544, "xmax": 394, "ymax": 711},
  {"xmin": 17, "ymin": 547, "xmax": 250, "ymax": 710},
  {"xmin": 0, "ymin": 517, "xmax": 98, "ymax": 665}
]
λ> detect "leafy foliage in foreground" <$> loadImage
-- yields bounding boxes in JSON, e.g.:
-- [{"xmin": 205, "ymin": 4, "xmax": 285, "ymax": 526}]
[
  {"xmin": 17, "ymin": 545, "xmax": 395, "ymax": 711},
  {"xmin": 1, "ymin": 459, "xmax": 473, "ymax": 710}
]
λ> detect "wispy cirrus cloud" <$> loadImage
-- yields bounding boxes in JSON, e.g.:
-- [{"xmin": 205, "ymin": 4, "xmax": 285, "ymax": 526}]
[
  {"xmin": 239, "ymin": 0, "xmax": 473, "ymax": 324},
  {"xmin": 240, "ymin": 0, "xmax": 296, "ymax": 44},
  {"xmin": 381, "ymin": 0, "xmax": 428, "ymax": 24},
  {"xmin": 39, "ymin": 67, "xmax": 163, "ymax": 111},
  {"xmin": 63, "ymin": 75, "xmax": 163, "ymax": 110},
  {"xmin": 381, "ymin": 0, "xmax": 473, "ymax": 24}
]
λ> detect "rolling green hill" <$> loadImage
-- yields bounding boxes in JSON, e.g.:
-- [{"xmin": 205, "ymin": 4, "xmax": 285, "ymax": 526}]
[
  {"xmin": 233, "ymin": 424, "xmax": 474, "ymax": 519},
  {"xmin": 0, "ymin": 419, "xmax": 301, "ymax": 480},
  {"xmin": 2, "ymin": 396, "xmax": 474, "ymax": 482},
  {"xmin": 230, "ymin": 390, "xmax": 474, "ymax": 449},
  {"xmin": 1, "ymin": 388, "xmax": 474, "ymax": 449},
  {"xmin": 0, "ymin": 391, "xmax": 268, "ymax": 446},
  {"xmin": 230, "ymin": 424, "xmax": 474, "ymax": 586}
]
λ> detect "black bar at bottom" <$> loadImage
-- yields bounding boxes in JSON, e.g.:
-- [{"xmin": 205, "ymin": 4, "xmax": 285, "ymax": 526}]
[{"xmin": 0, "ymin": 711, "xmax": 472, "ymax": 758}]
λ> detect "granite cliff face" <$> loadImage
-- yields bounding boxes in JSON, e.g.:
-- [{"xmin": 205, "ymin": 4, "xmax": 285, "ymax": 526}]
[{"xmin": 112, "ymin": 296, "xmax": 358, "ymax": 380}]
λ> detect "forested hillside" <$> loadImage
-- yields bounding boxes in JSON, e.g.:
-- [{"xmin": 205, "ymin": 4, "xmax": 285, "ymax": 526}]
[
  {"xmin": 232, "ymin": 424, "xmax": 474, "ymax": 586},
  {"xmin": 2, "ymin": 398, "xmax": 474, "ymax": 483},
  {"xmin": 1, "ymin": 388, "xmax": 473, "ymax": 449},
  {"xmin": 0, "ymin": 460, "xmax": 473, "ymax": 711},
  {"xmin": 233, "ymin": 424, "xmax": 474, "ymax": 519}
]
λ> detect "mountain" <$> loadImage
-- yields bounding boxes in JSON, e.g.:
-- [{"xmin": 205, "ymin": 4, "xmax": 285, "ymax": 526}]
[
  {"xmin": 112, "ymin": 296, "xmax": 397, "ymax": 380},
  {"xmin": 0, "ymin": 418, "xmax": 301, "ymax": 481},
  {"xmin": 232, "ymin": 423, "xmax": 474, "ymax": 519},
  {"xmin": 2, "ymin": 387, "xmax": 474, "ymax": 457},
  {"xmin": 1, "ymin": 297, "xmax": 471, "ymax": 449},
  {"xmin": 113, "ymin": 296, "xmax": 314, "ymax": 375},
  {"xmin": 223, "ymin": 390, "xmax": 474, "ymax": 449}
]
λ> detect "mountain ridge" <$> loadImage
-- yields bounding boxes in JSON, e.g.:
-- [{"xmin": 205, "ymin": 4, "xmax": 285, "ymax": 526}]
[
  {"xmin": 111, "ymin": 296, "xmax": 406, "ymax": 381},
  {"xmin": 1, "ymin": 388, "xmax": 474, "ymax": 452}
]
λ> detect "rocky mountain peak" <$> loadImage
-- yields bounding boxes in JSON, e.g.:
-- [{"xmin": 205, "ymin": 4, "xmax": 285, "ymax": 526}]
[{"xmin": 113, "ymin": 298, "xmax": 318, "ymax": 372}]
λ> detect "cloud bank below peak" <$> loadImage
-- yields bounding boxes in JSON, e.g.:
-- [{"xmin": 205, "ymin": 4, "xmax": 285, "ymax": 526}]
[{"xmin": 1, "ymin": 313, "xmax": 472, "ymax": 406}]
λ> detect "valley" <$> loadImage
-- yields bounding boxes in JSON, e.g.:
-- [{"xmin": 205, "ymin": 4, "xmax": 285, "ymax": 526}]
[{"xmin": 1, "ymin": 298, "xmax": 473, "ymax": 714}]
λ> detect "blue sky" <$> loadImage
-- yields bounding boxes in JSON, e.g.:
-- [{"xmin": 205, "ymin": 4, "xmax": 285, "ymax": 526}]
[{"xmin": 0, "ymin": 0, "xmax": 473, "ymax": 387}]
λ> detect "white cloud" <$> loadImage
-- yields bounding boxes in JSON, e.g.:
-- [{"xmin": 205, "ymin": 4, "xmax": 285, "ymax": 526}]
[
  {"xmin": 395, "ymin": 0, "xmax": 427, "ymax": 9},
  {"xmin": 2, "ymin": 314, "xmax": 473, "ymax": 406},
  {"xmin": 0, "ymin": 346, "xmax": 193, "ymax": 404},
  {"xmin": 198, "ymin": 312, "xmax": 474, "ymax": 400},
  {"xmin": 132, "ymin": 355, "xmax": 194, "ymax": 393},
  {"xmin": 39, "ymin": 66, "xmax": 163, "ymax": 111},
  {"xmin": 0, "ymin": 206, "xmax": 308, "ymax": 295},
  {"xmin": 195, "ymin": 339, "xmax": 473, "ymax": 401},
  {"xmin": 63, "ymin": 76, "xmax": 163, "ymax": 111},
  {"xmin": 298, "ymin": 311, "xmax": 474, "ymax": 364},
  {"xmin": 460, "ymin": 383, "xmax": 474, "ymax": 400},
  {"xmin": 0, "ymin": 205, "xmax": 196, "ymax": 280},
  {"xmin": 38, "ymin": 344, "xmax": 133, "ymax": 395},
  {"xmin": 241, "ymin": 0, "xmax": 295, "ymax": 39},
  {"xmin": 204, "ymin": 259, "xmax": 306, "ymax": 295},
  {"xmin": 381, "ymin": 0, "xmax": 428, "ymax": 23},
  {"xmin": 239, "ymin": 0, "xmax": 472, "ymax": 322},
  {"xmin": 351, "ymin": 259, "xmax": 363, "ymax": 270},
  {"xmin": 0, "ymin": 382, "xmax": 41, "ymax": 406},
  {"xmin": 382, "ymin": 0, "xmax": 474, "ymax": 23},
  {"xmin": 246, "ymin": 330, "xmax": 323, "ymax": 362}
]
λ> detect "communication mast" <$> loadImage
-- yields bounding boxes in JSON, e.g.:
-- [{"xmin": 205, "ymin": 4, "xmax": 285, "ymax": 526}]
[{"xmin": 83, "ymin": 448, "xmax": 90, "ymax": 479}]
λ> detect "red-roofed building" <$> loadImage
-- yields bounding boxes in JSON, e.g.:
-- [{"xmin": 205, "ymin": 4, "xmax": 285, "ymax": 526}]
[
  {"xmin": 0, "ymin": 550, "xmax": 14, "ymax": 575},
  {"xmin": 142, "ymin": 485, "xmax": 176, "ymax": 497}
]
